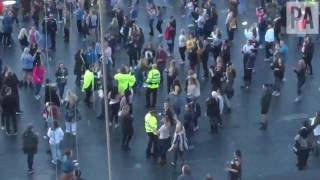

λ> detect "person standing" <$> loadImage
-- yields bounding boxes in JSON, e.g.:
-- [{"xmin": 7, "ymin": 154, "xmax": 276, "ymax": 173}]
[
  {"xmin": 260, "ymin": 84, "xmax": 272, "ymax": 130},
  {"xmin": 225, "ymin": 10, "xmax": 236, "ymax": 41},
  {"xmin": 183, "ymin": 103, "xmax": 194, "ymax": 149},
  {"xmin": 2, "ymin": 87, "xmax": 18, "ymax": 135},
  {"xmin": 82, "ymin": 66, "xmax": 95, "ymax": 106},
  {"xmin": 47, "ymin": 121, "xmax": 64, "ymax": 165},
  {"xmin": 32, "ymin": 61, "xmax": 45, "ymax": 100},
  {"xmin": 146, "ymin": 3, "xmax": 156, "ymax": 36},
  {"xmin": 145, "ymin": 64, "xmax": 161, "ymax": 108},
  {"xmin": 46, "ymin": 14, "xmax": 58, "ymax": 50},
  {"xmin": 55, "ymin": 63, "xmax": 68, "ymax": 99},
  {"xmin": 145, "ymin": 109, "xmax": 158, "ymax": 159},
  {"xmin": 294, "ymin": 59, "xmax": 306, "ymax": 102},
  {"xmin": 168, "ymin": 121, "xmax": 188, "ymax": 166},
  {"xmin": 22, "ymin": 124, "xmax": 39, "ymax": 174}
]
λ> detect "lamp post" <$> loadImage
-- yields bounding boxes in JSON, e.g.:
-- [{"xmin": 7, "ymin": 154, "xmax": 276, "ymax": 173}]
[{"xmin": 97, "ymin": 0, "xmax": 112, "ymax": 179}]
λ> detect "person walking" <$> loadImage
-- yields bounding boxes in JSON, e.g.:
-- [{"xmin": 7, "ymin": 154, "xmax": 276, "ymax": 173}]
[
  {"xmin": 145, "ymin": 109, "xmax": 158, "ymax": 159},
  {"xmin": 271, "ymin": 58, "xmax": 284, "ymax": 96},
  {"xmin": 177, "ymin": 164, "xmax": 195, "ymax": 180},
  {"xmin": 22, "ymin": 124, "xmax": 39, "ymax": 174},
  {"xmin": 294, "ymin": 127, "xmax": 313, "ymax": 170},
  {"xmin": 46, "ymin": 14, "xmax": 58, "ymax": 50},
  {"xmin": 21, "ymin": 47, "xmax": 34, "ymax": 87},
  {"xmin": 145, "ymin": 64, "xmax": 161, "ymax": 108},
  {"xmin": 206, "ymin": 91, "xmax": 221, "ymax": 134},
  {"xmin": 294, "ymin": 59, "xmax": 306, "ymax": 102},
  {"xmin": 47, "ymin": 121, "xmax": 64, "ymax": 165},
  {"xmin": 64, "ymin": 91, "xmax": 81, "ymax": 136},
  {"xmin": 168, "ymin": 121, "xmax": 188, "ymax": 166},
  {"xmin": 264, "ymin": 24, "xmax": 274, "ymax": 61},
  {"xmin": 225, "ymin": 149, "xmax": 242, "ymax": 180},
  {"xmin": 158, "ymin": 116, "xmax": 172, "ymax": 165},
  {"xmin": 2, "ymin": 10, "xmax": 15, "ymax": 47},
  {"xmin": 183, "ymin": 103, "xmax": 194, "ymax": 148},
  {"xmin": 55, "ymin": 63, "xmax": 68, "ymax": 99},
  {"xmin": 61, "ymin": 149, "xmax": 76, "ymax": 180},
  {"xmin": 178, "ymin": 29, "xmax": 187, "ymax": 63},
  {"xmin": 32, "ymin": 61, "xmax": 45, "ymax": 100},
  {"xmin": 2, "ymin": 87, "xmax": 18, "ymax": 135},
  {"xmin": 74, "ymin": 49, "xmax": 85, "ymax": 85},
  {"xmin": 301, "ymin": 36, "xmax": 314, "ymax": 75},
  {"xmin": 121, "ymin": 103, "xmax": 133, "ymax": 151},
  {"xmin": 260, "ymin": 84, "xmax": 272, "ymax": 130}
]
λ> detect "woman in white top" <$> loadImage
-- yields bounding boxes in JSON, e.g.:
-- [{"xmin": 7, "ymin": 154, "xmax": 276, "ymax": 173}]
[
  {"xmin": 108, "ymin": 86, "xmax": 121, "ymax": 128},
  {"xmin": 47, "ymin": 121, "xmax": 64, "ymax": 165},
  {"xmin": 186, "ymin": 77, "xmax": 200, "ymax": 101},
  {"xmin": 178, "ymin": 29, "xmax": 187, "ymax": 62},
  {"xmin": 158, "ymin": 116, "xmax": 172, "ymax": 165},
  {"xmin": 168, "ymin": 121, "xmax": 188, "ymax": 166}
]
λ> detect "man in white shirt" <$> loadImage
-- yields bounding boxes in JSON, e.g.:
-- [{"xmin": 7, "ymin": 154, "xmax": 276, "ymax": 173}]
[{"xmin": 264, "ymin": 25, "xmax": 274, "ymax": 61}]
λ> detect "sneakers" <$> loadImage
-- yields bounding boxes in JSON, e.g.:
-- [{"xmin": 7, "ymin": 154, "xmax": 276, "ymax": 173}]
[
  {"xmin": 34, "ymin": 95, "xmax": 40, "ymax": 100},
  {"xmin": 114, "ymin": 123, "xmax": 119, "ymax": 128},
  {"xmin": 51, "ymin": 160, "xmax": 57, "ymax": 165},
  {"xmin": 272, "ymin": 91, "xmax": 280, "ymax": 96},
  {"xmin": 1, "ymin": 126, "xmax": 5, "ymax": 130},
  {"xmin": 264, "ymin": 58, "xmax": 271, "ymax": 62},
  {"xmin": 28, "ymin": 169, "xmax": 34, "ymax": 174},
  {"xmin": 193, "ymin": 126, "xmax": 199, "ymax": 132},
  {"xmin": 294, "ymin": 96, "xmax": 301, "ymax": 102},
  {"xmin": 170, "ymin": 162, "xmax": 176, "ymax": 166}
]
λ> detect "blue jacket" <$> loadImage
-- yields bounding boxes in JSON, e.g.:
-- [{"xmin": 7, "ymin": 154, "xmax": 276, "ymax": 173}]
[
  {"xmin": 21, "ymin": 54, "xmax": 34, "ymax": 70},
  {"xmin": 74, "ymin": 8, "xmax": 84, "ymax": 21},
  {"xmin": 2, "ymin": 16, "xmax": 14, "ymax": 33},
  {"xmin": 84, "ymin": 49, "xmax": 97, "ymax": 66}
]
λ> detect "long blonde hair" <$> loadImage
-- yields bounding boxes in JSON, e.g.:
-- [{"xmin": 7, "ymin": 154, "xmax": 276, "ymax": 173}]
[
  {"xmin": 65, "ymin": 90, "xmax": 78, "ymax": 105},
  {"xmin": 18, "ymin": 28, "xmax": 28, "ymax": 40}
]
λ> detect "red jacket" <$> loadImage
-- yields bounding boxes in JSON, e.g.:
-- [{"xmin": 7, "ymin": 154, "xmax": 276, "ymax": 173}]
[{"xmin": 32, "ymin": 66, "xmax": 45, "ymax": 84}]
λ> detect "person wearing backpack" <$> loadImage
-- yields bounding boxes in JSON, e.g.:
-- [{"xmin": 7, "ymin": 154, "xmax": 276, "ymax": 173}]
[
  {"xmin": 294, "ymin": 127, "xmax": 313, "ymax": 170},
  {"xmin": 168, "ymin": 121, "xmax": 189, "ymax": 166},
  {"xmin": 22, "ymin": 124, "xmax": 39, "ymax": 174}
]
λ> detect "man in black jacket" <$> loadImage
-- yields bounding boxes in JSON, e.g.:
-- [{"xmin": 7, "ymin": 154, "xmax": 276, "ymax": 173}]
[
  {"xmin": 206, "ymin": 91, "xmax": 221, "ymax": 134},
  {"xmin": 42, "ymin": 14, "xmax": 57, "ymax": 50},
  {"xmin": 2, "ymin": 87, "xmax": 18, "ymax": 135},
  {"xmin": 22, "ymin": 124, "xmax": 39, "ymax": 174},
  {"xmin": 260, "ymin": 84, "xmax": 272, "ymax": 130}
]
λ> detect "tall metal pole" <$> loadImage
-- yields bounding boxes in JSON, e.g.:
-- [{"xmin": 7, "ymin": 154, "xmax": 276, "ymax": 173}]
[{"xmin": 97, "ymin": 0, "xmax": 112, "ymax": 179}]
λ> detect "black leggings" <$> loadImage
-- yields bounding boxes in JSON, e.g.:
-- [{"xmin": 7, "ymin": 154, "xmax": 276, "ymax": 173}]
[{"xmin": 109, "ymin": 102, "xmax": 120, "ymax": 124}]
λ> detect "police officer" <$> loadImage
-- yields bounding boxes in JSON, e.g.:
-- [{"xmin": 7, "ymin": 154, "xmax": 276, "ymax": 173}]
[
  {"xmin": 145, "ymin": 109, "xmax": 158, "ymax": 158},
  {"xmin": 145, "ymin": 64, "xmax": 161, "ymax": 108},
  {"xmin": 114, "ymin": 66, "xmax": 136, "ymax": 95},
  {"xmin": 82, "ymin": 66, "xmax": 95, "ymax": 106}
]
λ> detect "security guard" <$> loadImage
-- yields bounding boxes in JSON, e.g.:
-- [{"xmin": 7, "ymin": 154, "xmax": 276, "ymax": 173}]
[
  {"xmin": 145, "ymin": 64, "xmax": 161, "ymax": 108},
  {"xmin": 144, "ymin": 109, "xmax": 158, "ymax": 158},
  {"xmin": 82, "ymin": 66, "xmax": 95, "ymax": 106},
  {"xmin": 114, "ymin": 66, "xmax": 136, "ymax": 95}
]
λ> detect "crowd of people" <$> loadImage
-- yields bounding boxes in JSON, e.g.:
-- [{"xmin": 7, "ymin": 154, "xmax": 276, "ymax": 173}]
[{"xmin": 1, "ymin": 0, "xmax": 320, "ymax": 179}]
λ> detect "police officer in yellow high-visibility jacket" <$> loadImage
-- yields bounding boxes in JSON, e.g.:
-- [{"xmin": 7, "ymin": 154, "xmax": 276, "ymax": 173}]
[
  {"xmin": 145, "ymin": 64, "xmax": 161, "ymax": 108},
  {"xmin": 82, "ymin": 68, "xmax": 94, "ymax": 106},
  {"xmin": 144, "ymin": 110, "xmax": 158, "ymax": 158},
  {"xmin": 114, "ymin": 67, "xmax": 136, "ymax": 95}
]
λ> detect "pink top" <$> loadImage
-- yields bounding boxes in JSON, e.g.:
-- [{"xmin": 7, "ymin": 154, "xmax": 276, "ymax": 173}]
[{"xmin": 32, "ymin": 66, "xmax": 45, "ymax": 84}]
